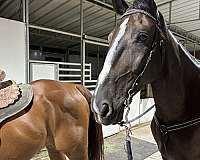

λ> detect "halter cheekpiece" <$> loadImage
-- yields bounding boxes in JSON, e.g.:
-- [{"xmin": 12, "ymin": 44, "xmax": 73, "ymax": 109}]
[{"xmin": 118, "ymin": 9, "xmax": 164, "ymax": 127}]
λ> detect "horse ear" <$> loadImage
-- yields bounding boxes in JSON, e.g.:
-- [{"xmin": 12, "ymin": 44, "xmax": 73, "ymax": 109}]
[
  {"xmin": 157, "ymin": 11, "xmax": 168, "ymax": 38},
  {"xmin": 112, "ymin": 0, "xmax": 129, "ymax": 15}
]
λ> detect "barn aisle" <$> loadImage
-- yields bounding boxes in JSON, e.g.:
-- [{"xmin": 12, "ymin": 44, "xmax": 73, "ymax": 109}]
[{"xmin": 104, "ymin": 123, "xmax": 162, "ymax": 160}]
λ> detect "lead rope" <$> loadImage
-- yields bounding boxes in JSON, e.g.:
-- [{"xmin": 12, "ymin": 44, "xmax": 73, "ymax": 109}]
[
  {"xmin": 118, "ymin": 45, "xmax": 154, "ymax": 160},
  {"xmin": 121, "ymin": 91, "xmax": 134, "ymax": 160}
]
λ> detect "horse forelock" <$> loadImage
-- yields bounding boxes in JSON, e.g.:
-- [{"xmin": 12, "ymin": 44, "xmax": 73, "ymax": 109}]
[{"xmin": 131, "ymin": 0, "xmax": 157, "ymax": 20}]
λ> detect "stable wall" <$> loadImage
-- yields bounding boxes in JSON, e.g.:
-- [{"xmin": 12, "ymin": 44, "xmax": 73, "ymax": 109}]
[
  {"xmin": 103, "ymin": 93, "xmax": 155, "ymax": 137},
  {"xmin": 0, "ymin": 17, "xmax": 26, "ymax": 83}
]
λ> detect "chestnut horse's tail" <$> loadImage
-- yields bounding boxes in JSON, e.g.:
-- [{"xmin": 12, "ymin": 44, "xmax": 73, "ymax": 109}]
[{"xmin": 76, "ymin": 85, "xmax": 104, "ymax": 160}]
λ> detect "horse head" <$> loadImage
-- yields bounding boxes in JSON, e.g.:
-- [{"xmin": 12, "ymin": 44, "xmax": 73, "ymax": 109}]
[{"xmin": 92, "ymin": 0, "xmax": 168, "ymax": 125}]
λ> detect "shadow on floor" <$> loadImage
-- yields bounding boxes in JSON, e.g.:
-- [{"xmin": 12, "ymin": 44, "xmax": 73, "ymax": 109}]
[{"xmin": 104, "ymin": 131, "xmax": 158, "ymax": 160}]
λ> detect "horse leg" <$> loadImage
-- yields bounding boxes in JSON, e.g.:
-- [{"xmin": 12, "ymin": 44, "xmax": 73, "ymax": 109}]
[
  {"xmin": 51, "ymin": 125, "xmax": 89, "ymax": 160},
  {"xmin": 47, "ymin": 146, "xmax": 67, "ymax": 160},
  {"xmin": 67, "ymin": 144, "xmax": 88, "ymax": 160},
  {"xmin": 0, "ymin": 120, "xmax": 46, "ymax": 160}
]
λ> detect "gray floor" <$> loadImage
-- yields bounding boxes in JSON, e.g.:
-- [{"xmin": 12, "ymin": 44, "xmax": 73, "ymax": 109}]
[{"xmin": 104, "ymin": 130, "xmax": 158, "ymax": 160}]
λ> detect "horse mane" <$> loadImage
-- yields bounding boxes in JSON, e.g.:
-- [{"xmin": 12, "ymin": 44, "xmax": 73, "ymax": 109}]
[{"xmin": 76, "ymin": 85, "xmax": 104, "ymax": 160}]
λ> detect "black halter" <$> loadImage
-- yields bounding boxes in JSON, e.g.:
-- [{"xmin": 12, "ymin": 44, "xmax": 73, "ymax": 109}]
[{"xmin": 119, "ymin": 8, "xmax": 164, "ymax": 112}]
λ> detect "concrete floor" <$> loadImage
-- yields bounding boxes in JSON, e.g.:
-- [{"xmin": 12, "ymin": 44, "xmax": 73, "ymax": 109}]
[
  {"xmin": 131, "ymin": 124, "xmax": 162, "ymax": 160},
  {"xmin": 104, "ymin": 123, "xmax": 162, "ymax": 160},
  {"xmin": 32, "ymin": 123, "xmax": 162, "ymax": 160}
]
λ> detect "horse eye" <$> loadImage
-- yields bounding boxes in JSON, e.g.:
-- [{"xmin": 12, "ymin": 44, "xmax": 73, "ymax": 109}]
[{"xmin": 137, "ymin": 32, "xmax": 149, "ymax": 42}]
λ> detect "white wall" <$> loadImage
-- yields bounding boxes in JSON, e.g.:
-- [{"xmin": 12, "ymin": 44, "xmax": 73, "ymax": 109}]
[
  {"xmin": 0, "ymin": 18, "xmax": 26, "ymax": 83},
  {"xmin": 103, "ymin": 93, "xmax": 155, "ymax": 137},
  {"xmin": 30, "ymin": 63, "xmax": 57, "ymax": 81},
  {"xmin": 139, "ymin": 98, "xmax": 155, "ymax": 124},
  {"xmin": 103, "ymin": 92, "xmax": 141, "ymax": 137}
]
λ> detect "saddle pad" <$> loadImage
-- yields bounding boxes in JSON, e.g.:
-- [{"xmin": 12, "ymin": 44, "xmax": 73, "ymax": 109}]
[{"xmin": 0, "ymin": 84, "xmax": 33, "ymax": 124}]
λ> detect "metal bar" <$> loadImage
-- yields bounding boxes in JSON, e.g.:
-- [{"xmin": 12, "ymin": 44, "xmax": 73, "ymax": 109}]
[
  {"xmin": 29, "ymin": 60, "xmax": 91, "ymax": 66},
  {"xmin": 89, "ymin": 63, "xmax": 92, "ymax": 80},
  {"xmin": 23, "ymin": 0, "xmax": 30, "ymax": 83},
  {"xmin": 84, "ymin": 35, "xmax": 108, "ymax": 44},
  {"xmin": 171, "ymin": 31, "xmax": 200, "ymax": 45},
  {"xmin": 84, "ymin": 39, "xmax": 109, "ymax": 47},
  {"xmin": 30, "ymin": 32, "xmax": 78, "ymax": 44},
  {"xmin": 61, "ymin": 80, "xmax": 81, "ymax": 83},
  {"xmin": 85, "ymin": 80, "xmax": 97, "ymax": 83},
  {"xmin": 80, "ymin": 0, "xmax": 85, "ymax": 85},
  {"xmin": 59, "ymin": 75, "xmax": 81, "ymax": 77},
  {"xmin": 194, "ymin": 43, "xmax": 196, "ymax": 57},
  {"xmin": 59, "ymin": 68, "xmax": 81, "ymax": 72},
  {"xmin": 23, "ymin": 0, "xmax": 26, "ymax": 23},
  {"xmin": 169, "ymin": 1, "xmax": 172, "ymax": 25},
  {"xmin": 86, "ymin": 85, "xmax": 97, "ymax": 88},
  {"xmin": 55, "ymin": 64, "xmax": 59, "ymax": 80},
  {"xmin": 29, "ymin": 25, "xmax": 81, "ymax": 38},
  {"xmin": 59, "ymin": 75, "xmax": 91, "ymax": 77}
]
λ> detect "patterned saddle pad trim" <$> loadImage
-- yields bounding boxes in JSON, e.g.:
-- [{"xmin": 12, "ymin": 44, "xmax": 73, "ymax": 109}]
[
  {"xmin": 0, "ymin": 84, "xmax": 33, "ymax": 124},
  {"xmin": 0, "ymin": 82, "xmax": 20, "ymax": 109}
]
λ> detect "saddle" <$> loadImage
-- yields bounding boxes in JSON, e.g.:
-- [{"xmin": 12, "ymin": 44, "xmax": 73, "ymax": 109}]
[{"xmin": 0, "ymin": 70, "xmax": 33, "ymax": 123}]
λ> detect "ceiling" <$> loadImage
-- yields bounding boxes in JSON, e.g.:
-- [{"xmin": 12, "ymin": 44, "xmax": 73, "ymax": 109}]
[{"xmin": 0, "ymin": 0, "xmax": 199, "ymax": 51}]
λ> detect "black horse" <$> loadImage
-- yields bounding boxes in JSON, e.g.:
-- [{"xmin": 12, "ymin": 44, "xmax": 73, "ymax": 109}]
[{"xmin": 92, "ymin": 0, "xmax": 200, "ymax": 159}]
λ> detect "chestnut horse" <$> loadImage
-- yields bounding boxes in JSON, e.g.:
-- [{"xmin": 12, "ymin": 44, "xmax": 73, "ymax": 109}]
[{"xmin": 0, "ymin": 80, "xmax": 103, "ymax": 160}]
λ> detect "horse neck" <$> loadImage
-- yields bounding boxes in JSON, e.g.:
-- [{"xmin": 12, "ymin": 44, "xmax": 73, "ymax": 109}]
[{"xmin": 151, "ymin": 31, "xmax": 200, "ymax": 124}]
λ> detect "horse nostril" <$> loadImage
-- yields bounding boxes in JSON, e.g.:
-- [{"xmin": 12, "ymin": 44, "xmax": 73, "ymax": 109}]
[{"xmin": 100, "ymin": 102, "xmax": 113, "ymax": 118}]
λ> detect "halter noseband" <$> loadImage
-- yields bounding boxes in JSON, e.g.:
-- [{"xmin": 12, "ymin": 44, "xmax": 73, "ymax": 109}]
[{"xmin": 121, "ymin": 8, "xmax": 159, "ymax": 23}]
